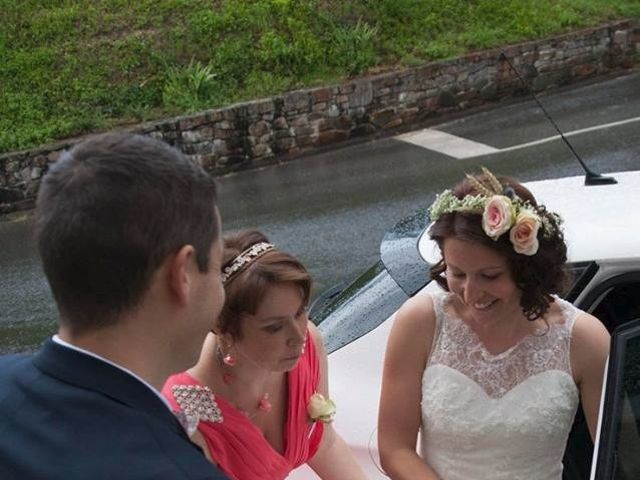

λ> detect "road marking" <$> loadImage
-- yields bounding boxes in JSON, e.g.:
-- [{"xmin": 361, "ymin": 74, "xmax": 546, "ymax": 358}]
[
  {"xmin": 396, "ymin": 115, "xmax": 640, "ymax": 159},
  {"xmin": 396, "ymin": 129, "xmax": 499, "ymax": 159},
  {"xmin": 498, "ymin": 115, "xmax": 640, "ymax": 154}
]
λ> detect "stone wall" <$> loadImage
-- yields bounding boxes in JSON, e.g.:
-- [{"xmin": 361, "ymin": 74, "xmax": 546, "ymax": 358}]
[{"xmin": 1, "ymin": 20, "xmax": 639, "ymax": 214}]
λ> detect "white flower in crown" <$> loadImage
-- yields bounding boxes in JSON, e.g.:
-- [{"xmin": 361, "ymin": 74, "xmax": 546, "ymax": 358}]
[
  {"xmin": 509, "ymin": 209, "xmax": 541, "ymax": 255},
  {"xmin": 307, "ymin": 393, "xmax": 336, "ymax": 424}
]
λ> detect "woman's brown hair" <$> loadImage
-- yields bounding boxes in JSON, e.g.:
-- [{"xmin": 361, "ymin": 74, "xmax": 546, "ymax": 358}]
[
  {"xmin": 429, "ymin": 173, "xmax": 570, "ymax": 320},
  {"xmin": 217, "ymin": 230, "xmax": 311, "ymax": 339}
]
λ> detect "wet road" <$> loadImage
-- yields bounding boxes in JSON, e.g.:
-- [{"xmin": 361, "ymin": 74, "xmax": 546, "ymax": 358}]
[{"xmin": 1, "ymin": 71, "xmax": 639, "ymax": 352}]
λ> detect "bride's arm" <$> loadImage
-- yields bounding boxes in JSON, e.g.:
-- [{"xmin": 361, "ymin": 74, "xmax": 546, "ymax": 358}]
[
  {"xmin": 570, "ymin": 311, "xmax": 610, "ymax": 440},
  {"xmin": 378, "ymin": 295, "xmax": 441, "ymax": 480}
]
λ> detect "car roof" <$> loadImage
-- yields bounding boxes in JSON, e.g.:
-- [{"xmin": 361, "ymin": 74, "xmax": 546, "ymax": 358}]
[{"xmin": 419, "ymin": 170, "xmax": 640, "ymax": 264}]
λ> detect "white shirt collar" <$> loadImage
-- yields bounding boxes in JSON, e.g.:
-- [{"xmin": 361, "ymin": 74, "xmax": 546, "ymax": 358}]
[{"xmin": 51, "ymin": 334, "xmax": 173, "ymax": 411}]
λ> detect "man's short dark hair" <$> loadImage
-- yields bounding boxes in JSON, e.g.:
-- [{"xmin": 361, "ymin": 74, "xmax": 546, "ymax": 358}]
[{"xmin": 35, "ymin": 132, "xmax": 219, "ymax": 333}]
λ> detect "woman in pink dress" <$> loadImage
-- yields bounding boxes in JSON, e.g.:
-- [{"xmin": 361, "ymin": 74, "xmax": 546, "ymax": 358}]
[{"xmin": 163, "ymin": 231, "xmax": 366, "ymax": 480}]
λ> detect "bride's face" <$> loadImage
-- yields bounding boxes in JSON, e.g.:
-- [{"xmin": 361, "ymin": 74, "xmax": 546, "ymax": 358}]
[{"xmin": 443, "ymin": 237, "xmax": 522, "ymax": 324}]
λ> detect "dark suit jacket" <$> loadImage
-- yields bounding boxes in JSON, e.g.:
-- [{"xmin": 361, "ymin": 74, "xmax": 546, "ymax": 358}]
[{"xmin": 0, "ymin": 339, "xmax": 228, "ymax": 480}]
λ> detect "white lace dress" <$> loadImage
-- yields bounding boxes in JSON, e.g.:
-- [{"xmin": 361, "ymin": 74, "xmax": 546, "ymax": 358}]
[{"xmin": 420, "ymin": 291, "xmax": 580, "ymax": 480}]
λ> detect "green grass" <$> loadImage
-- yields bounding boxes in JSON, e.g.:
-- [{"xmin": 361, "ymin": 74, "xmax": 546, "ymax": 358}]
[{"xmin": 1, "ymin": 0, "xmax": 637, "ymax": 153}]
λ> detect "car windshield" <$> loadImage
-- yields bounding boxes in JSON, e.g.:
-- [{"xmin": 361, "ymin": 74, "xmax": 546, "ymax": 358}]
[
  {"xmin": 314, "ymin": 261, "xmax": 409, "ymax": 353},
  {"xmin": 314, "ymin": 206, "xmax": 428, "ymax": 353}
]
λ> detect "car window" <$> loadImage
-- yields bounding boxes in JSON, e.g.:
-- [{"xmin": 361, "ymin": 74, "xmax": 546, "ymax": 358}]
[
  {"xmin": 591, "ymin": 281, "xmax": 640, "ymax": 333},
  {"xmin": 564, "ymin": 261, "xmax": 598, "ymax": 303},
  {"xmin": 591, "ymin": 319, "xmax": 640, "ymax": 480}
]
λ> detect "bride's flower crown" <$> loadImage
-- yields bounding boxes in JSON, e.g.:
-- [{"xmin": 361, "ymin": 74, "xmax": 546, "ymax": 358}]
[{"xmin": 428, "ymin": 168, "xmax": 560, "ymax": 256}]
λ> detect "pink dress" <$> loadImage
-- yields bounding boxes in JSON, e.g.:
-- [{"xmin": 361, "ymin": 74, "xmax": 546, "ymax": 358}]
[{"xmin": 162, "ymin": 335, "xmax": 324, "ymax": 480}]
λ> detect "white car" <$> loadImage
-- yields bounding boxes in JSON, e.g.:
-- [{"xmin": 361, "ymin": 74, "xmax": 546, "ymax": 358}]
[{"xmin": 291, "ymin": 170, "xmax": 640, "ymax": 479}]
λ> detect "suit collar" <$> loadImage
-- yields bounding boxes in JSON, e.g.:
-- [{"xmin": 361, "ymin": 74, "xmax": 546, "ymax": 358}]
[
  {"xmin": 33, "ymin": 339, "xmax": 187, "ymax": 438},
  {"xmin": 50, "ymin": 334, "xmax": 172, "ymax": 410}
]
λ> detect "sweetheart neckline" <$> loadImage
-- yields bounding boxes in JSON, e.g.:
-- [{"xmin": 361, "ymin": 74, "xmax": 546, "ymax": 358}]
[{"xmin": 423, "ymin": 363, "xmax": 579, "ymax": 400}]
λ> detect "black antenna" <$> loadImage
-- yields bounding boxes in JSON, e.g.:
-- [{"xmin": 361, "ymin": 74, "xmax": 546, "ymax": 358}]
[{"xmin": 499, "ymin": 51, "xmax": 617, "ymax": 186}]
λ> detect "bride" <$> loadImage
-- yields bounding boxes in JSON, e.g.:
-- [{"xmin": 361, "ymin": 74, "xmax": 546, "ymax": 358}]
[{"xmin": 377, "ymin": 169, "xmax": 610, "ymax": 479}]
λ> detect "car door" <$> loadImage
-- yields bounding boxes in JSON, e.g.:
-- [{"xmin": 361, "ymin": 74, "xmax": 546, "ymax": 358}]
[
  {"xmin": 590, "ymin": 318, "xmax": 640, "ymax": 480},
  {"xmin": 563, "ymin": 272, "xmax": 640, "ymax": 479}
]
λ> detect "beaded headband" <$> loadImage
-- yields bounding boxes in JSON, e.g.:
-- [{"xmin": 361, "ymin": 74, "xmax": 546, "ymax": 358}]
[
  {"xmin": 428, "ymin": 168, "xmax": 560, "ymax": 256},
  {"xmin": 221, "ymin": 242, "xmax": 275, "ymax": 284}
]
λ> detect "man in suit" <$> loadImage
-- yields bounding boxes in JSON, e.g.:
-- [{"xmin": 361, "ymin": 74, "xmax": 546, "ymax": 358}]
[{"xmin": 0, "ymin": 133, "xmax": 228, "ymax": 479}]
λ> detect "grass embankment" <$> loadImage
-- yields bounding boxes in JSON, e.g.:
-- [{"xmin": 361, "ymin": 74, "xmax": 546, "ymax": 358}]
[{"xmin": 2, "ymin": 0, "xmax": 639, "ymax": 154}]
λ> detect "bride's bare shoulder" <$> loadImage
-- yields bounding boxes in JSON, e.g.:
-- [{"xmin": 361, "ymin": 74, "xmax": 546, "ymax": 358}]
[{"xmin": 386, "ymin": 292, "xmax": 439, "ymax": 361}]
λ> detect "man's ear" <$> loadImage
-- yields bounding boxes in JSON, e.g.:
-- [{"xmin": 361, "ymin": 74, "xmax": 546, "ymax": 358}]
[{"xmin": 167, "ymin": 245, "xmax": 196, "ymax": 306}]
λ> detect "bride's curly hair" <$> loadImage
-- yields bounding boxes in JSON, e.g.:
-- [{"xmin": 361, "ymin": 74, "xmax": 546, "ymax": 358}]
[{"xmin": 428, "ymin": 173, "xmax": 570, "ymax": 320}]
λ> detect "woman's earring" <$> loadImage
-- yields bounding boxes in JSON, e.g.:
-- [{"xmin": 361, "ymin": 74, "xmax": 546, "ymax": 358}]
[
  {"xmin": 223, "ymin": 352, "xmax": 236, "ymax": 367},
  {"xmin": 258, "ymin": 393, "xmax": 272, "ymax": 413}
]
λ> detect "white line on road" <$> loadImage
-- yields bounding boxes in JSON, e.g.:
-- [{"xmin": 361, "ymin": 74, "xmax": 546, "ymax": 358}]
[
  {"xmin": 396, "ymin": 129, "xmax": 499, "ymax": 159},
  {"xmin": 498, "ymin": 115, "xmax": 640, "ymax": 153},
  {"xmin": 396, "ymin": 115, "xmax": 640, "ymax": 159}
]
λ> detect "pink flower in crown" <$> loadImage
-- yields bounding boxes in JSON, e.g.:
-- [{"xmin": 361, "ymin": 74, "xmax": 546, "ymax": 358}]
[
  {"xmin": 482, "ymin": 195, "xmax": 514, "ymax": 239},
  {"xmin": 509, "ymin": 210, "xmax": 541, "ymax": 255}
]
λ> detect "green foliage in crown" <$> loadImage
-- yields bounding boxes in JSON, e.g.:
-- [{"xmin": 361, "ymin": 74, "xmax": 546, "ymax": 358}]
[{"xmin": 429, "ymin": 190, "xmax": 486, "ymax": 221}]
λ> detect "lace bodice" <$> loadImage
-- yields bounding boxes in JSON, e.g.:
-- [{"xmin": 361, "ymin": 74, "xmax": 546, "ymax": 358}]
[{"xmin": 420, "ymin": 291, "xmax": 580, "ymax": 480}]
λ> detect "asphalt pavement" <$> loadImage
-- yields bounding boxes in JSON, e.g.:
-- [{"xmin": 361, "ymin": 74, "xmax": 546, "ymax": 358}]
[
  {"xmin": 218, "ymin": 71, "xmax": 640, "ymax": 293},
  {"xmin": 1, "ymin": 70, "xmax": 639, "ymax": 352}
]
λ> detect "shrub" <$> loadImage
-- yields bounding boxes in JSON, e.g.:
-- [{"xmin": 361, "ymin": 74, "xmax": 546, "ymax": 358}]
[
  {"xmin": 257, "ymin": 29, "xmax": 324, "ymax": 75},
  {"xmin": 0, "ymin": 0, "xmax": 638, "ymax": 153},
  {"xmin": 162, "ymin": 59, "xmax": 221, "ymax": 111},
  {"xmin": 331, "ymin": 20, "xmax": 378, "ymax": 76}
]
